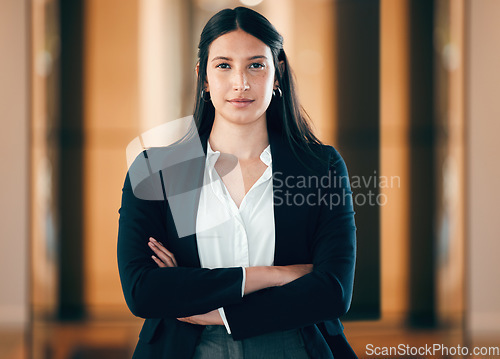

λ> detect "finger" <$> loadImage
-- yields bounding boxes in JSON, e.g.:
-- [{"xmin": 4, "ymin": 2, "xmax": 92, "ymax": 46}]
[
  {"xmin": 149, "ymin": 237, "xmax": 174, "ymax": 258},
  {"xmin": 150, "ymin": 237, "xmax": 165, "ymax": 248},
  {"xmin": 150, "ymin": 237, "xmax": 168, "ymax": 249},
  {"xmin": 149, "ymin": 237, "xmax": 174, "ymax": 257},
  {"xmin": 148, "ymin": 242, "xmax": 176, "ymax": 267},
  {"xmin": 151, "ymin": 255, "xmax": 166, "ymax": 268},
  {"xmin": 149, "ymin": 244, "xmax": 175, "ymax": 267},
  {"xmin": 149, "ymin": 238, "xmax": 178, "ymax": 267}
]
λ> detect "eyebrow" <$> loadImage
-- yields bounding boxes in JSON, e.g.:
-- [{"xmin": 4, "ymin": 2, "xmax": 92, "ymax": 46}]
[{"xmin": 211, "ymin": 55, "xmax": 268, "ymax": 62}]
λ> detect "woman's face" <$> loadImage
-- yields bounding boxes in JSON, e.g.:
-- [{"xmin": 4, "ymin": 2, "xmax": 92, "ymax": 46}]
[{"xmin": 205, "ymin": 29, "xmax": 276, "ymax": 128}]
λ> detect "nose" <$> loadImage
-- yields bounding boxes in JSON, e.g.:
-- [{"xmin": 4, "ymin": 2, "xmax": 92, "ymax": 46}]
[{"xmin": 232, "ymin": 70, "xmax": 249, "ymax": 91}]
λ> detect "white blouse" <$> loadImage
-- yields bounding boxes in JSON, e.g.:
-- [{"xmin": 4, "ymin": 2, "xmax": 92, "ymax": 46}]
[{"xmin": 195, "ymin": 140, "xmax": 275, "ymax": 333}]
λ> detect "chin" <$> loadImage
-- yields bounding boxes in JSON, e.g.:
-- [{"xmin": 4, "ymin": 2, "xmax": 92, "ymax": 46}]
[
  {"xmin": 220, "ymin": 110, "xmax": 265, "ymax": 126},
  {"xmin": 232, "ymin": 115, "xmax": 265, "ymax": 126}
]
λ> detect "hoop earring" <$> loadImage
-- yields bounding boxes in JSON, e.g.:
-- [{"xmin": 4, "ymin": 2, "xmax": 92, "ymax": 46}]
[
  {"xmin": 201, "ymin": 89, "xmax": 211, "ymax": 102},
  {"xmin": 273, "ymin": 86, "xmax": 283, "ymax": 98}
]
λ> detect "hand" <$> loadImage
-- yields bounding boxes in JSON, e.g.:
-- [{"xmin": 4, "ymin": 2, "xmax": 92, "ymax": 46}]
[
  {"xmin": 275, "ymin": 264, "xmax": 313, "ymax": 286},
  {"xmin": 148, "ymin": 237, "xmax": 178, "ymax": 267},
  {"xmin": 177, "ymin": 309, "xmax": 224, "ymax": 326}
]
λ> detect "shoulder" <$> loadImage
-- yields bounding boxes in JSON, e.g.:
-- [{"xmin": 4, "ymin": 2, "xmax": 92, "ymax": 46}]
[
  {"xmin": 126, "ymin": 137, "xmax": 206, "ymax": 201},
  {"xmin": 307, "ymin": 143, "xmax": 347, "ymax": 173},
  {"xmin": 125, "ymin": 147, "xmax": 170, "ymax": 201},
  {"xmin": 311, "ymin": 143, "xmax": 343, "ymax": 161}
]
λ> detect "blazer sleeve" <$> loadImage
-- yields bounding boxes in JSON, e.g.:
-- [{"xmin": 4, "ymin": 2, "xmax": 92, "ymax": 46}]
[
  {"xmin": 117, "ymin": 170, "xmax": 244, "ymax": 319},
  {"xmin": 223, "ymin": 148, "xmax": 356, "ymax": 340}
]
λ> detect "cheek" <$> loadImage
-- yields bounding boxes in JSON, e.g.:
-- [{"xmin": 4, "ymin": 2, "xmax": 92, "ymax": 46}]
[
  {"xmin": 207, "ymin": 77, "xmax": 229, "ymax": 100},
  {"xmin": 256, "ymin": 74, "xmax": 274, "ymax": 98},
  {"xmin": 205, "ymin": 70, "xmax": 219, "ymax": 91}
]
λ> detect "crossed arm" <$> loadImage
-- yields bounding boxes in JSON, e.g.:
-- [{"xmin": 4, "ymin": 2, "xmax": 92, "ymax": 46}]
[
  {"xmin": 117, "ymin": 173, "xmax": 320, "ymax": 321},
  {"xmin": 148, "ymin": 236, "xmax": 313, "ymax": 325}
]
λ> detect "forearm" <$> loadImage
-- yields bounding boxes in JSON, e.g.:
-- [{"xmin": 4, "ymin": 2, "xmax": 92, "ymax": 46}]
[
  {"xmin": 243, "ymin": 266, "xmax": 280, "ymax": 295},
  {"xmin": 225, "ymin": 261, "xmax": 354, "ymax": 340},
  {"xmin": 243, "ymin": 264, "xmax": 314, "ymax": 295},
  {"xmin": 119, "ymin": 264, "xmax": 244, "ymax": 319},
  {"xmin": 175, "ymin": 267, "xmax": 284, "ymax": 330}
]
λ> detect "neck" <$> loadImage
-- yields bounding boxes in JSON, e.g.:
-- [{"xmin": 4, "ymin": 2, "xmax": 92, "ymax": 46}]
[{"xmin": 208, "ymin": 116, "xmax": 269, "ymax": 160}]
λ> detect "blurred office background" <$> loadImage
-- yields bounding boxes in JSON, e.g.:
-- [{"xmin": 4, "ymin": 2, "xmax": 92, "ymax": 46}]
[{"xmin": 1, "ymin": 0, "xmax": 499, "ymax": 358}]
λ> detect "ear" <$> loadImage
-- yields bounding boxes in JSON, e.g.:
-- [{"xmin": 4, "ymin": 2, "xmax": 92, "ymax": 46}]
[
  {"xmin": 196, "ymin": 62, "xmax": 210, "ymax": 92},
  {"xmin": 278, "ymin": 60, "xmax": 285, "ymax": 74},
  {"xmin": 274, "ymin": 60, "xmax": 285, "ymax": 89}
]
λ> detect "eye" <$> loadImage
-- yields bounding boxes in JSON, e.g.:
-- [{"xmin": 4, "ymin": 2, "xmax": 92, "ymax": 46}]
[
  {"xmin": 250, "ymin": 63, "xmax": 265, "ymax": 69},
  {"xmin": 216, "ymin": 63, "xmax": 230, "ymax": 69}
]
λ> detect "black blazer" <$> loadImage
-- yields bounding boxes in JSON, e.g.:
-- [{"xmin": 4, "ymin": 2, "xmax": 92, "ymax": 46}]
[{"xmin": 117, "ymin": 129, "xmax": 357, "ymax": 358}]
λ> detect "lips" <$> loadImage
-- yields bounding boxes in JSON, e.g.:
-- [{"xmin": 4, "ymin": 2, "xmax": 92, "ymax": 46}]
[{"xmin": 228, "ymin": 98, "xmax": 254, "ymax": 108}]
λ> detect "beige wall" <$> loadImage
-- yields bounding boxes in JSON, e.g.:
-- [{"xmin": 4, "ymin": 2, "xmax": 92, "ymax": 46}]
[
  {"xmin": 83, "ymin": 0, "xmax": 140, "ymax": 314},
  {"xmin": 379, "ymin": 0, "xmax": 410, "ymax": 320},
  {"xmin": 466, "ymin": 0, "xmax": 500, "ymax": 335},
  {"xmin": 0, "ymin": 0, "xmax": 29, "ymax": 327}
]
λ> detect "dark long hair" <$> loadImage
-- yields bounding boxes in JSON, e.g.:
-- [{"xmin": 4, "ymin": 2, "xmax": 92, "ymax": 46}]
[{"xmin": 193, "ymin": 7, "xmax": 325, "ymax": 166}]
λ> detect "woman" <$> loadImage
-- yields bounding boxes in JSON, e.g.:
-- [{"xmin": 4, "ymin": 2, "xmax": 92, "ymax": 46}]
[{"xmin": 118, "ymin": 6, "xmax": 357, "ymax": 359}]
